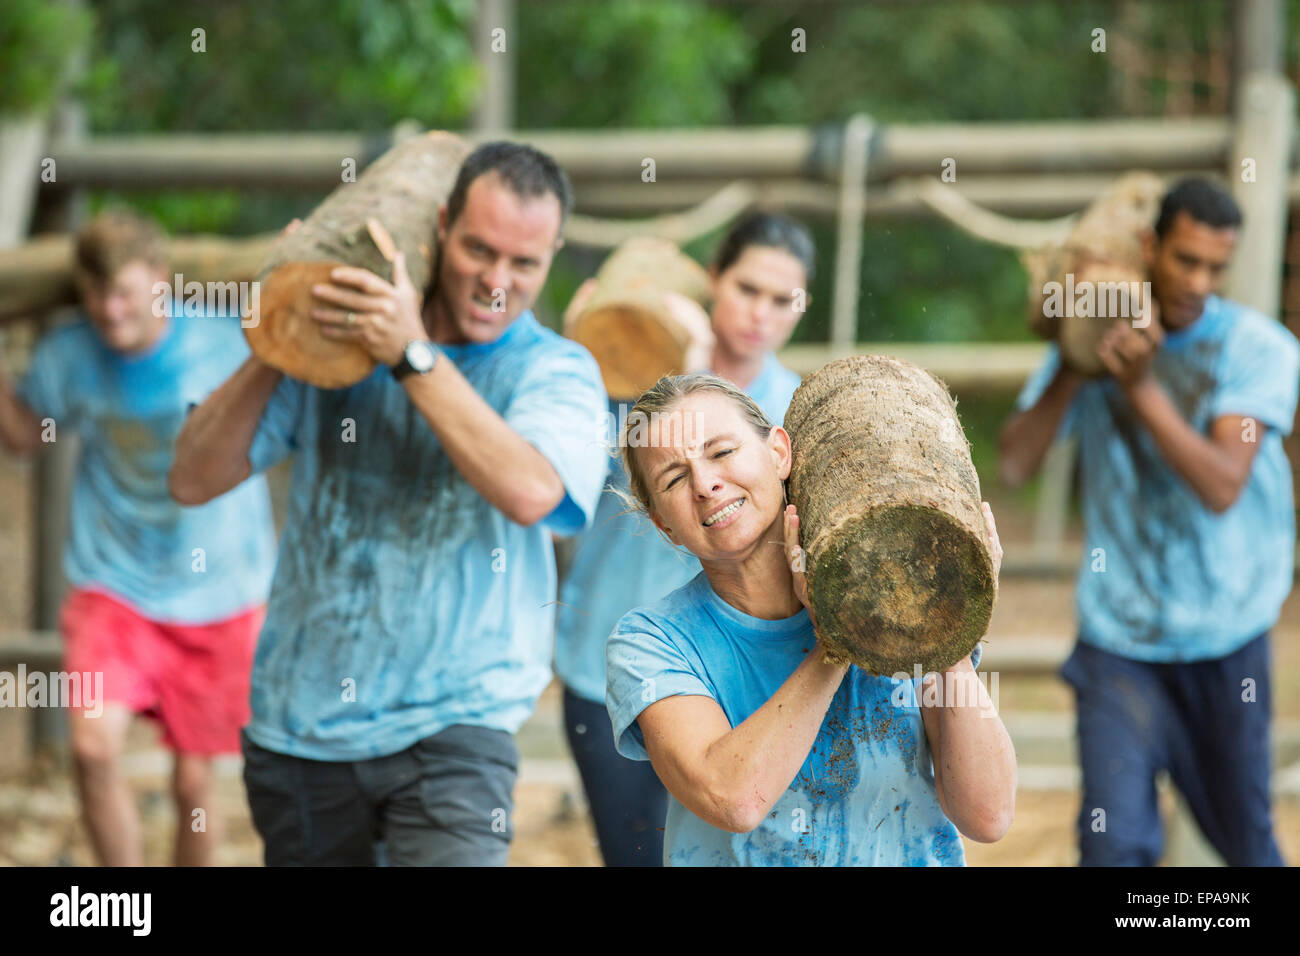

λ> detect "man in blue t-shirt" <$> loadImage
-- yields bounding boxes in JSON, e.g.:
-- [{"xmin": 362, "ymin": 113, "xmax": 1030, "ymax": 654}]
[
  {"xmin": 1000, "ymin": 178, "xmax": 1296, "ymax": 866},
  {"xmin": 0, "ymin": 210, "xmax": 278, "ymax": 866},
  {"xmin": 170, "ymin": 142, "xmax": 609, "ymax": 866}
]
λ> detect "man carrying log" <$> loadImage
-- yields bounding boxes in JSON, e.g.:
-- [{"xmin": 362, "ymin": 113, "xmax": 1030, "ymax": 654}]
[
  {"xmin": 999, "ymin": 178, "xmax": 1297, "ymax": 866},
  {"xmin": 169, "ymin": 142, "xmax": 608, "ymax": 866},
  {"xmin": 0, "ymin": 210, "xmax": 278, "ymax": 865}
]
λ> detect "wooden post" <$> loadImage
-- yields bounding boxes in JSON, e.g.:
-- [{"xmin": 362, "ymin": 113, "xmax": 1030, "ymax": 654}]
[
  {"xmin": 830, "ymin": 115, "xmax": 871, "ymax": 350},
  {"xmin": 474, "ymin": 0, "xmax": 515, "ymax": 132},
  {"xmin": 1225, "ymin": 76, "xmax": 1294, "ymax": 317},
  {"xmin": 30, "ymin": 98, "xmax": 87, "ymax": 758}
]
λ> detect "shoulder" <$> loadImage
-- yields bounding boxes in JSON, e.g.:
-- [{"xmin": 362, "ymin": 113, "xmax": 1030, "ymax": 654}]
[
  {"xmin": 36, "ymin": 316, "xmax": 97, "ymax": 353},
  {"xmin": 1215, "ymin": 298, "xmax": 1300, "ymax": 365},
  {"xmin": 516, "ymin": 313, "xmax": 602, "ymax": 374},
  {"xmin": 613, "ymin": 574, "xmax": 709, "ymax": 644},
  {"xmin": 503, "ymin": 313, "xmax": 605, "ymax": 398},
  {"xmin": 28, "ymin": 318, "xmax": 100, "ymax": 373}
]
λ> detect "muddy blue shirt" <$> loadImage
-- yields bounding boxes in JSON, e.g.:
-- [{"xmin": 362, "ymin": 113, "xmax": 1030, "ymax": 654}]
[
  {"xmin": 17, "ymin": 313, "xmax": 277, "ymax": 623},
  {"xmin": 555, "ymin": 352, "xmax": 803, "ymax": 703},
  {"xmin": 1015, "ymin": 295, "xmax": 1300, "ymax": 661},
  {"xmin": 243, "ymin": 312, "xmax": 609, "ymax": 760},
  {"xmin": 607, "ymin": 573, "xmax": 979, "ymax": 866}
]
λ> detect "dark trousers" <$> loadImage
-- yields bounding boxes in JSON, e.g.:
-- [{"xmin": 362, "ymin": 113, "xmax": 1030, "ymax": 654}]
[
  {"xmin": 1062, "ymin": 632, "xmax": 1285, "ymax": 867},
  {"xmin": 241, "ymin": 724, "xmax": 518, "ymax": 866},
  {"xmin": 562, "ymin": 686, "xmax": 667, "ymax": 866}
]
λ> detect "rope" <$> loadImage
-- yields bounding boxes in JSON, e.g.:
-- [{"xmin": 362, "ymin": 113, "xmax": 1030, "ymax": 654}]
[
  {"xmin": 910, "ymin": 177, "xmax": 1077, "ymax": 250},
  {"xmin": 563, "ymin": 181, "xmax": 756, "ymax": 248}
]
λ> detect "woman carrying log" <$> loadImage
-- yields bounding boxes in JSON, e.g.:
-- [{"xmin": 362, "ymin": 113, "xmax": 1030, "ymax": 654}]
[
  {"xmin": 605, "ymin": 375, "xmax": 1016, "ymax": 865},
  {"xmin": 555, "ymin": 214, "xmax": 813, "ymax": 866}
]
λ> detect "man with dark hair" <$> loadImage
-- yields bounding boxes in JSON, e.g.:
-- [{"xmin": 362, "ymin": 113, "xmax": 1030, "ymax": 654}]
[
  {"xmin": 999, "ymin": 177, "xmax": 1296, "ymax": 866},
  {"xmin": 0, "ymin": 209, "xmax": 277, "ymax": 866},
  {"xmin": 170, "ymin": 141, "xmax": 608, "ymax": 865}
]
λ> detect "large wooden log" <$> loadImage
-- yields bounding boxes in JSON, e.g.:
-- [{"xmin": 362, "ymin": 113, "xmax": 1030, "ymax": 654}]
[
  {"xmin": 567, "ymin": 237, "xmax": 711, "ymax": 399},
  {"xmin": 784, "ymin": 355, "xmax": 995, "ymax": 676},
  {"xmin": 245, "ymin": 131, "xmax": 470, "ymax": 388},
  {"xmin": 0, "ymin": 233, "xmax": 274, "ymax": 325},
  {"xmin": 1026, "ymin": 171, "xmax": 1163, "ymax": 375}
]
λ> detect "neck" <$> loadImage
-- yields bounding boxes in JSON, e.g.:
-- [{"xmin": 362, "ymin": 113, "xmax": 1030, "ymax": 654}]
[
  {"xmin": 711, "ymin": 348, "xmax": 765, "ymax": 390},
  {"xmin": 120, "ymin": 312, "xmax": 170, "ymax": 356},
  {"xmin": 424, "ymin": 293, "xmax": 464, "ymax": 345},
  {"xmin": 699, "ymin": 510, "xmax": 803, "ymax": 620}
]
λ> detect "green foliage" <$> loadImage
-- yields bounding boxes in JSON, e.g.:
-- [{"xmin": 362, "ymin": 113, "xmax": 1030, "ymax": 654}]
[
  {"xmin": 0, "ymin": 0, "xmax": 94, "ymax": 116},
  {"xmin": 515, "ymin": 1, "xmax": 753, "ymax": 127}
]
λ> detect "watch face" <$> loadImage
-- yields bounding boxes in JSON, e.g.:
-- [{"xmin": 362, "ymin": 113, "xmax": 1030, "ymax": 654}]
[{"xmin": 407, "ymin": 341, "xmax": 437, "ymax": 372}]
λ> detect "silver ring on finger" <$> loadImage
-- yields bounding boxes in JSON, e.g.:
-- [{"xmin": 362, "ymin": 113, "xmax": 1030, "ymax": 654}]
[{"xmin": 346, "ymin": 311, "xmax": 356, "ymax": 326}]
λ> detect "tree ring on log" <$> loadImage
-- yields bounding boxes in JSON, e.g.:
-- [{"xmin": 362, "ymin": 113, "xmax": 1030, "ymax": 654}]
[{"xmin": 246, "ymin": 260, "xmax": 374, "ymax": 389}]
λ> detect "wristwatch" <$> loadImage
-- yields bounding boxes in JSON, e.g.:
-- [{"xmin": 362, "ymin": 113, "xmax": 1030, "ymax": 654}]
[{"xmin": 392, "ymin": 340, "xmax": 440, "ymax": 381}]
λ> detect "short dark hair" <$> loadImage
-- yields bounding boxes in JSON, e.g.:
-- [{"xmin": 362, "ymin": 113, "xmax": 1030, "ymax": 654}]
[
  {"xmin": 1154, "ymin": 178, "xmax": 1242, "ymax": 239},
  {"xmin": 444, "ymin": 141, "xmax": 573, "ymax": 234},
  {"xmin": 713, "ymin": 211, "xmax": 816, "ymax": 282}
]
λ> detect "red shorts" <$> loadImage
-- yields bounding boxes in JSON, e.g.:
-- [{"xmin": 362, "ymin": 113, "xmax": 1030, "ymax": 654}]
[{"xmin": 59, "ymin": 587, "xmax": 264, "ymax": 755}]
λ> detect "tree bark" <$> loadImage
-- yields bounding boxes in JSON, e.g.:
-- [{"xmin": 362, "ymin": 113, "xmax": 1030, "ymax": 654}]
[
  {"xmin": 1026, "ymin": 171, "xmax": 1164, "ymax": 375},
  {"xmin": 785, "ymin": 354, "xmax": 996, "ymax": 676},
  {"xmin": 245, "ymin": 131, "xmax": 470, "ymax": 388},
  {"xmin": 568, "ymin": 236, "xmax": 711, "ymax": 399}
]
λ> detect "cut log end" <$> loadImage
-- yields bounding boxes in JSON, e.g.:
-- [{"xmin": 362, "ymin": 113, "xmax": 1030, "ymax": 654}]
[
  {"xmin": 571, "ymin": 303, "xmax": 689, "ymax": 399},
  {"xmin": 808, "ymin": 504, "xmax": 995, "ymax": 676},
  {"xmin": 245, "ymin": 261, "xmax": 375, "ymax": 389}
]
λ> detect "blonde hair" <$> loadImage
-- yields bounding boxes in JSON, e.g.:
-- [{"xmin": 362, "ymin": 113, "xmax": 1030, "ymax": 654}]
[{"xmin": 620, "ymin": 372, "xmax": 773, "ymax": 517}]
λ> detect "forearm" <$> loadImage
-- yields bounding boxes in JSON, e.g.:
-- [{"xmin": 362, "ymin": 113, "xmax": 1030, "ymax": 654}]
[
  {"xmin": 169, "ymin": 356, "xmax": 283, "ymax": 505},
  {"xmin": 0, "ymin": 385, "xmax": 45, "ymax": 456},
  {"xmin": 1124, "ymin": 378, "xmax": 1243, "ymax": 512},
  {"xmin": 401, "ymin": 359, "xmax": 564, "ymax": 525},
  {"xmin": 920, "ymin": 658, "xmax": 1016, "ymax": 842},
  {"xmin": 695, "ymin": 650, "xmax": 848, "ymax": 831},
  {"xmin": 998, "ymin": 365, "xmax": 1083, "ymax": 486}
]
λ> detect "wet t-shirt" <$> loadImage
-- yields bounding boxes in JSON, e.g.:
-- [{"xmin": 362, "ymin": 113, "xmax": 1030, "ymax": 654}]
[
  {"xmin": 17, "ymin": 313, "xmax": 276, "ymax": 623},
  {"xmin": 606, "ymin": 572, "xmax": 979, "ymax": 866},
  {"xmin": 1015, "ymin": 296, "xmax": 1300, "ymax": 661},
  {"xmin": 244, "ymin": 311, "xmax": 609, "ymax": 760}
]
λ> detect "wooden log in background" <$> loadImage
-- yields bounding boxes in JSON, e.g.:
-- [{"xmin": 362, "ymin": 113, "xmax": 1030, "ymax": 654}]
[
  {"xmin": 1026, "ymin": 170, "xmax": 1164, "ymax": 375},
  {"xmin": 568, "ymin": 237, "xmax": 712, "ymax": 399},
  {"xmin": 784, "ymin": 354, "xmax": 996, "ymax": 676},
  {"xmin": 0, "ymin": 233, "xmax": 274, "ymax": 326},
  {"xmin": 245, "ymin": 131, "xmax": 470, "ymax": 388}
]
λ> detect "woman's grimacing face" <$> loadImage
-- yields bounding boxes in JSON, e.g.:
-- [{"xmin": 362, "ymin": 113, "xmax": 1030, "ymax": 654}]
[{"xmin": 634, "ymin": 391, "xmax": 792, "ymax": 564}]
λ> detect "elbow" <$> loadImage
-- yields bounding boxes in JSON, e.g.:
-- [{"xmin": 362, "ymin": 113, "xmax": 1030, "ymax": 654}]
[
  {"xmin": 504, "ymin": 480, "xmax": 566, "ymax": 527},
  {"xmin": 689, "ymin": 781, "xmax": 768, "ymax": 833},
  {"xmin": 1202, "ymin": 480, "xmax": 1246, "ymax": 515},
  {"xmin": 961, "ymin": 801, "xmax": 1015, "ymax": 844},
  {"xmin": 167, "ymin": 466, "xmax": 208, "ymax": 507},
  {"xmin": 714, "ymin": 795, "xmax": 767, "ymax": 834},
  {"xmin": 167, "ymin": 454, "xmax": 226, "ymax": 507}
]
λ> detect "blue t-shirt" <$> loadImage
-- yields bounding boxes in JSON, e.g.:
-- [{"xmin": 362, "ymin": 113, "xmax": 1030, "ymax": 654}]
[
  {"xmin": 607, "ymin": 572, "xmax": 980, "ymax": 866},
  {"xmin": 243, "ymin": 311, "xmax": 609, "ymax": 760},
  {"xmin": 555, "ymin": 352, "xmax": 803, "ymax": 703},
  {"xmin": 17, "ymin": 313, "xmax": 277, "ymax": 623},
  {"xmin": 1015, "ymin": 295, "xmax": 1300, "ymax": 661}
]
